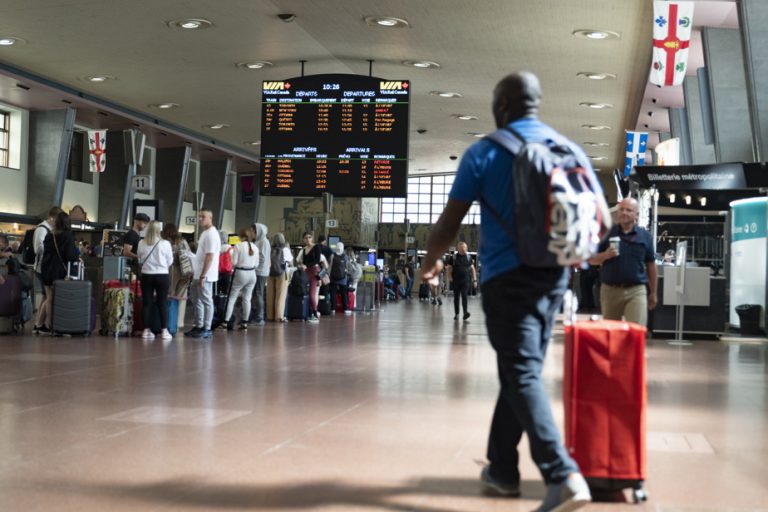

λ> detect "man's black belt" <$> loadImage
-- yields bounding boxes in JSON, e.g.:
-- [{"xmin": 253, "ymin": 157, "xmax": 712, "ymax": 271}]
[
  {"xmin": 605, "ymin": 282, "xmax": 644, "ymax": 288},
  {"xmin": 235, "ymin": 267, "xmax": 255, "ymax": 271}
]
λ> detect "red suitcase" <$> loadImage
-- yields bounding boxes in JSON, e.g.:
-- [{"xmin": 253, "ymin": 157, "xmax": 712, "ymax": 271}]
[
  {"xmin": 563, "ymin": 319, "xmax": 648, "ymax": 503},
  {"xmin": 335, "ymin": 291, "xmax": 355, "ymax": 312}
]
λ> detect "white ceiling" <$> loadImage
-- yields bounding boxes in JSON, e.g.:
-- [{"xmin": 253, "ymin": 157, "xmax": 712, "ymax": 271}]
[{"xmin": 0, "ymin": 0, "xmax": 741, "ymax": 195}]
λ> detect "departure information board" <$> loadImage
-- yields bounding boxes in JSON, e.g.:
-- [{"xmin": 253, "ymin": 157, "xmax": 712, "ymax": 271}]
[{"xmin": 260, "ymin": 74, "xmax": 409, "ymax": 197}]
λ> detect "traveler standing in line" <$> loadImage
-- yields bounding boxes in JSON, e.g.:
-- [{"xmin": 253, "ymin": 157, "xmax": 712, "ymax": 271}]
[
  {"xmin": 403, "ymin": 257, "xmax": 416, "ymax": 299},
  {"xmin": 224, "ymin": 227, "xmax": 258, "ymax": 331},
  {"xmin": 137, "ymin": 220, "xmax": 174, "ymax": 341},
  {"xmin": 218, "ymin": 230, "xmax": 234, "ymax": 295},
  {"xmin": 589, "ymin": 197, "xmax": 657, "ymax": 326},
  {"xmin": 121, "ymin": 212, "xmax": 150, "ymax": 267},
  {"xmin": 38, "ymin": 212, "xmax": 77, "ymax": 333},
  {"xmin": 316, "ymin": 234, "xmax": 333, "ymax": 264},
  {"xmin": 329, "ymin": 241, "xmax": 351, "ymax": 314},
  {"xmin": 266, "ymin": 232, "xmax": 290, "ymax": 322},
  {"xmin": 422, "ymin": 72, "xmax": 591, "ymax": 511},
  {"xmin": 451, "ymin": 242, "xmax": 477, "ymax": 321},
  {"xmin": 296, "ymin": 232, "xmax": 327, "ymax": 323},
  {"xmin": 345, "ymin": 247, "xmax": 362, "ymax": 303},
  {"xmin": 32, "ymin": 207, "xmax": 62, "ymax": 332},
  {"xmin": 251, "ymin": 223, "xmax": 271, "ymax": 326},
  {"xmin": 186, "ymin": 209, "xmax": 221, "ymax": 339},
  {"xmin": 161, "ymin": 224, "xmax": 192, "ymax": 328}
]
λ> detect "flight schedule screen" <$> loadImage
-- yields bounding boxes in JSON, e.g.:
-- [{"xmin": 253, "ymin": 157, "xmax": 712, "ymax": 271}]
[{"xmin": 260, "ymin": 74, "xmax": 409, "ymax": 197}]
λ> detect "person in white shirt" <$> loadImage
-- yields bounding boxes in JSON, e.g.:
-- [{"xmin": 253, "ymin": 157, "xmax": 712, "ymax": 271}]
[
  {"xmin": 32, "ymin": 206, "xmax": 62, "ymax": 332},
  {"xmin": 223, "ymin": 227, "xmax": 259, "ymax": 330},
  {"xmin": 137, "ymin": 220, "xmax": 174, "ymax": 341},
  {"xmin": 186, "ymin": 209, "xmax": 221, "ymax": 339}
]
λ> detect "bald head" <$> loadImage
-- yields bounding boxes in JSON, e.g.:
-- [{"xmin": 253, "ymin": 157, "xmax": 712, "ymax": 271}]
[
  {"xmin": 492, "ymin": 71, "xmax": 542, "ymax": 128},
  {"xmin": 617, "ymin": 197, "xmax": 639, "ymax": 231}
]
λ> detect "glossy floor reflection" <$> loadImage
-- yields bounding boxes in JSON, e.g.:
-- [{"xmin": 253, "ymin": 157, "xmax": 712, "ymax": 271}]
[{"xmin": 0, "ymin": 297, "xmax": 766, "ymax": 511}]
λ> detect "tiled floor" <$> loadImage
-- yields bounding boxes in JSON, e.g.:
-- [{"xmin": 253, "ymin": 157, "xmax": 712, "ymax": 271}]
[{"xmin": 0, "ymin": 297, "xmax": 766, "ymax": 511}]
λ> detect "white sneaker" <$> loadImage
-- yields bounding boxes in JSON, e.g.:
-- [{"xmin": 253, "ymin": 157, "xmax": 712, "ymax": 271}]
[
  {"xmin": 344, "ymin": 310, "xmax": 353, "ymax": 315},
  {"xmin": 536, "ymin": 473, "xmax": 591, "ymax": 512},
  {"xmin": 160, "ymin": 329, "xmax": 173, "ymax": 341},
  {"xmin": 307, "ymin": 315, "xmax": 320, "ymax": 324},
  {"xmin": 141, "ymin": 329, "xmax": 155, "ymax": 340}
]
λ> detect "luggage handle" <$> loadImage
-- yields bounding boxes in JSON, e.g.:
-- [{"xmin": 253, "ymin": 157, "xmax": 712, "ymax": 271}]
[{"xmin": 563, "ymin": 290, "xmax": 578, "ymax": 326}]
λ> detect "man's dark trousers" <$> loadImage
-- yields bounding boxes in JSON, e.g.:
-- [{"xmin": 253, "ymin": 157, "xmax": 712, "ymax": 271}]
[{"xmin": 481, "ymin": 266, "xmax": 579, "ymax": 485}]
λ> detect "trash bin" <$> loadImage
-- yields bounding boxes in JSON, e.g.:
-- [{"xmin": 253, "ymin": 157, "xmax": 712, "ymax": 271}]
[{"xmin": 736, "ymin": 304, "xmax": 763, "ymax": 335}]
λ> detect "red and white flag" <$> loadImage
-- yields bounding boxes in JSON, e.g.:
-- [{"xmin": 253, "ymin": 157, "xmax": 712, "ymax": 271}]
[
  {"xmin": 650, "ymin": 1, "xmax": 694, "ymax": 87},
  {"xmin": 87, "ymin": 129, "xmax": 107, "ymax": 173}
]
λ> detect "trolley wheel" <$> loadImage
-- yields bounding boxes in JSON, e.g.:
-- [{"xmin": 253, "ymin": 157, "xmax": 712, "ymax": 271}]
[{"xmin": 632, "ymin": 488, "xmax": 648, "ymax": 504}]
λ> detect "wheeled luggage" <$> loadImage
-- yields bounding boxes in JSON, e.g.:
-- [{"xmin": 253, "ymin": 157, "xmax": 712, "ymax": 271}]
[
  {"xmin": 418, "ymin": 282, "xmax": 430, "ymax": 300},
  {"xmin": 52, "ymin": 263, "xmax": 94, "ymax": 336},
  {"xmin": 335, "ymin": 290, "xmax": 355, "ymax": 312},
  {"xmin": 101, "ymin": 280, "xmax": 133, "ymax": 336},
  {"xmin": 0, "ymin": 274, "xmax": 22, "ymax": 334},
  {"xmin": 563, "ymin": 319, "xmax": 648, "ymax": 503},
  {"xmin": 317, "ymin": 286, "xmax": 332, "ymax": 316},
  {"xmin": 286, "ymin": 294, "xmax": 309, "ymax": 321},
  {"xmin": 148, "ymin": 297, "xmax": 179, "ymax": 335}
]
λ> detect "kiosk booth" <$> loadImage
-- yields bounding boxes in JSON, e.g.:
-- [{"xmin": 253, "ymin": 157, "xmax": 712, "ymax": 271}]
[{"xmin": 631, "ymin": 162, "xmax": 768, "ymax": 336}]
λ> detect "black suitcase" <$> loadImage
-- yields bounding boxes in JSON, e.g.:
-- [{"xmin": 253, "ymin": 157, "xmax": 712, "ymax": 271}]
[
  {"xmin": 418, "ymin": 282, "xmax": 430, "ymax": 300},
  {"xmin": 52, "ymin": 282, "xmax": 93, "ymax": 336},
  {"xmin": 287, "ymin": 294, "xmax": 309, "ymax": 321}
]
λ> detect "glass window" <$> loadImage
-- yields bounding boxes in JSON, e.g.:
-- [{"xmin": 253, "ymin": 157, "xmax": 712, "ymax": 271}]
[
  {"xmin": 381, "ymin": 213, "xmax": 394, "ymax": 223},
  {"xmin": 0, "ymin": 111, "xmax": 9, "ymax": 168},
  {"xmin": 380, "ymin": 174, "xmax": 470, "ymax": 224},
  {"xmin": 393, "ymin": 203, "xmax": 405, "ymax": 214},
  {"xmin": 393, "ymin": 213, "xmax": 405, "ymax": 223}
]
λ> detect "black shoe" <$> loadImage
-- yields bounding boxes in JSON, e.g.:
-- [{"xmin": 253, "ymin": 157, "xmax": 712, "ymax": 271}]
[
  {"xmin": 226, "ymin": 320, "xmax": 235, "ymax": 331},
  {"xmin": 185, "ymin": 327, "xmax": 202, "ymax": 336},
  {"xmin": 35, "ymin": 325, "xmax": 51, "ymax": 334},
  {"xmin": 480, "ymin": 465, "xmax": 521, "ymax": 497},
  {"xmin": 463, "ymin": 312, "xmax": 471, "ymax": 321},
  {"xmin": 437, "ymin": 298, "xmax": 443, "ymax": 306},
  {"xmin": 454, "ymin": 314, "xmax": 459, "ymax": 320},
  {"xmin": 238, "ymin": 323, "xmax": 248, "ymax": 331}
]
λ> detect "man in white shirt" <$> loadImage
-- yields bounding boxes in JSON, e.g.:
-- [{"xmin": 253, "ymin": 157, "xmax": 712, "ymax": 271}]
[{"xmin": 186, "ymin": 209, "xmax": 221, "ymax": 339}]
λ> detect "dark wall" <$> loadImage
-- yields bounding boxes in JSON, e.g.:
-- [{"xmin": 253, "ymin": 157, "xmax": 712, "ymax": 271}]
[{"xmin": 26, "ymin": 108, "xmax": 76, "ymax": 216}]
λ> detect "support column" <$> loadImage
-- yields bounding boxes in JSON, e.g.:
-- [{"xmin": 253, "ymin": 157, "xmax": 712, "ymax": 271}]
[
  {"xmin": 155, "ymin": 146, "xmax": 191, "ymax": 227},
  {"xmin": 683, "ymin": 73, "xmax": 716, "ymax": 164},
  {"xmin": 26, "ymin": 108, "xmax": 76, "ymax": 216},
  {"xmin": 739, "ymin": 0, "xmax": 768, "ymax": 162},
  {"xmin": 199, "ymin": 160, "xmax": 228, "ymax": 228},
  {"xmin": 235, "ymin": 174, "xmax": 259, "ymax": 229},
  {"xmin": 669, "ymin": 108, "xmax": 692, "ymax": 165},
  {"xmin": 701, "ymin": 27, "xmax": 754, "ymax": 163}
]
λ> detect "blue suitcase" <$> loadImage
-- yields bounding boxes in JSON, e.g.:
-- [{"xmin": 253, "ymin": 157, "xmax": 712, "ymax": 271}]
[{"xmin": 287, "ymin": 294, "xmax": 309, "ymax": 321}]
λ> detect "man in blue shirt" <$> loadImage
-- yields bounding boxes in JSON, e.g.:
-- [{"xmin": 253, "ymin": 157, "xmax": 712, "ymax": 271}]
[
  {"xmin": 423, "ymin": 72, "xmax": 590, "ymax": 512},
  {"xmin": 589, "ymin": 197, "xmax": 658, "ymax": 326}
]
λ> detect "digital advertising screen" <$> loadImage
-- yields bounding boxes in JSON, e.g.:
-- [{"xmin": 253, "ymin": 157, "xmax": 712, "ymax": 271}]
[{"xmin": 260, "ymin": 73, "xmax": 409, "ymax": 198}]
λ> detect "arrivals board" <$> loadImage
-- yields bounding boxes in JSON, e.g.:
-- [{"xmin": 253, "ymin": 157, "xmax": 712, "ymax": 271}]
[{"xmin": 259, "ymin": 74, "xmax": 409, "ymax": 197}]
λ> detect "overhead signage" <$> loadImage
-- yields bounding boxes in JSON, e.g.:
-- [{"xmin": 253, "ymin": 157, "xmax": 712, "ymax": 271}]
[
  {"xmin": 326, "ymin": 219, "xmax": 338, "ymax": 228},
  {"xmin": 131, "ymin": 175, "xmax": 152, "ymax": 194},
  {"xmin": 632, "ymin": 163, "xmax": 747, "ymax": 190}
]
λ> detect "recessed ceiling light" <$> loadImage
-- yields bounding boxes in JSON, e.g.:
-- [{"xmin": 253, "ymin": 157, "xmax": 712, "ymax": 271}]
[
  {"xmin": 85, "ymin": 75, "xmax": 116, "ymax": 82},
  {"xmin": 573, "ymin": 29, "xmax": 621, "ymax": 40},
  {"xmin": 167, "ymin": 18, "xmax": 213, "ymax": 30},
  {"xmin": 244, "ymin": 140, "xmax": 261, "ymax": 146},
  {"xmin": 582, "ymin": 124, "xmax": 611, "ymax": 131},
  {"xmin": 236, "ymin": 61, "xmax": 273, "ymax": 70},
  {"xmin": 466, "ymin": 132, "xmax": 486, "ymax": 138},
  {"xmin": 583, "ymin": 142, "xmax": 610, "ymax": 147},
  {"xmin": 148, "ymin": 103, "xmax": 180, "ymax": 109},
  {"xmin": 589, "ymin": 156, "xmax": 608, "ymax": 161},
  {"xmin": 403, "ymin": 60, "xmax": 440, "ymax": 69},
  {"xmin": 430, "ymin": 91, "xmax": 463, "ymax": 98},
  {"xmin": 364, "ymin": 16, "xmax": 410, "ymax": 28},
  {"xmin": 579, "ymin": 102, "xmax": 614, "ymax": 109},
  {"xmin": 0, "ymin": 36, "xmax": 24, "ymax": 46},
  {"xmin": 453, "ymin": 114, "xmax": 479, "ymax": 121},
  {"xmin": 203, "ymin": 123, "xmax": 229, "ymax": 130},
  {"xmin": 577, "ymin": 71, "xmax": 617, "ymax": 81}
]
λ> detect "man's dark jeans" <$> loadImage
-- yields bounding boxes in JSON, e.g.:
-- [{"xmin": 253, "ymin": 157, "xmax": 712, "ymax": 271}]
[{"xmin": 481, "ymin": 265, "xmax": 578, "ymax": 485}]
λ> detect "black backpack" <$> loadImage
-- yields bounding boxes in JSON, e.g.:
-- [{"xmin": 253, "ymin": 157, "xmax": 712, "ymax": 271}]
[
  {"xmin": 269, "ymin": 246, "xmax": 286, "ymax": 277},
  {"xmin": 330, "ymin": 254, "xmax": 346, "ymax": 281},
  {"xmin": 288, "ymin": 268, "xmax": 309, "ymax": 297},
  {"xmin": 482, "ymin": 127, "xmax": 611, "ymax": 267},
  {"xmin": 20, "ymin": 225, "xmax": 46, "ymax": 265}
]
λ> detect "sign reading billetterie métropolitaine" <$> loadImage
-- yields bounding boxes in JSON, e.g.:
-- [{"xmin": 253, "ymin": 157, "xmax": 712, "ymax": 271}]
[{"xmin": 632, "ymin": 163, "xmax": 747, "ymax": 190}]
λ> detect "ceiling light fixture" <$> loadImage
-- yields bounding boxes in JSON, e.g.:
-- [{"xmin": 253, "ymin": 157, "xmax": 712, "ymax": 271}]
[
  {"xmin": 684, "ymin": 195, "xmax": 692, "ymax": 205},
  {"xmin": 453, "ymin": 114, "xmax": 478, "ymax": 121},
  {"xmin": 573, "ymin": 29, "xmax": 621, "ymax": 41},
  {"xmin": 403, "ymin": 60, "xmax": 440, "ymax": 68},
  {"xmin": 700, "ymin": 197, "xmax": 707, "ymax": 207},
  {"xmin": 364, "ymin": 16, "xmax": 410, "ymax": 28},
  {"xmin": 149, "ymin": 103, "xmax": 180, "ymax": 109},
  {"xmin": 583, "ymin": 142, "xmax": 610, "ymax": 147},
  {"xmin": 236, "ymin": 61, "xmax": 273, "ymax": 70},
  {"xmin": 668, "ymin": 193, "xmax": 676, "ymax": 203},
  {"xmin": 581, "ymin": 124, "xmax": 611, "ymax": 131},
  {"xmin": 589, "ymin": 156, "xmax": 608, "ymax": 161},
  {"xmin": 579, "ymin": 102, "xmax": 614, "ymax": 109},
  {"xmin": 466, "ymin": 132, "xmax": 486, "ymax": 138},
  {"xmin": 85, "ymin": 75, "xmax": 116, "ymax": 82},
  {"xmin": 577, "ymin": 71, "xmax": 617, "ymax": 81},
  {"xmin": 203, "ymin": 123, "xmax": 229, "ymax": 130},
  {"xmin": 430, "ymin": 91, "xmax": 463, "ymax": 98},
  {"xmin": 167, "ymin": 18, "xmax": 213, "ymax": 30},
  {"xmin": 244, "ymin": 140, "xmax": 261, "ymax": 146},
  {"xmin": 0, "ymin": 36, "xmax": 24, "ymax": 46}
]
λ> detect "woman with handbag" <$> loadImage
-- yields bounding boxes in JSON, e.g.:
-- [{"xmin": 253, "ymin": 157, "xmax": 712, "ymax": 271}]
[
  {"xmin": 161, "ymin": 224, "xmax": 192, "ymax": 329},
  {"xmin": 137, "ymin": 221, "xmax": 174, "ymax": 340},
  {"xmin": 223, "ymin": 227, "xmax": 259, "ymax": 330},
  {"xmin": 36, "ymin": 212, "xmax": 77, "ymax": 333},
  {"xmin": 295, "ymin": 232, "xmax": 327, "ymax": 324}
]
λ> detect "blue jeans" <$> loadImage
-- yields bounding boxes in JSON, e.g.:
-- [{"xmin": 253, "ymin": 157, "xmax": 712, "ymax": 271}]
[
  {"xmin": 405, "ymin": 277, "xmax": 414, "ymax": 297},
  {"xmin": 481, "ymin": 266, "xmax": 578, "ymax": 485}
]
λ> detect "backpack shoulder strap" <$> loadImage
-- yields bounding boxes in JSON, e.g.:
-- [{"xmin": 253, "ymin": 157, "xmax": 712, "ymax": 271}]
[{"xmin": 485, "ymin": 127, "xmax": 525, "ymax": 155}]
